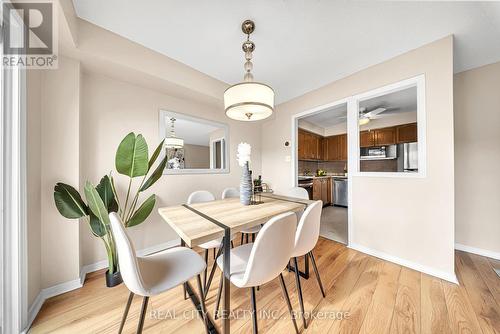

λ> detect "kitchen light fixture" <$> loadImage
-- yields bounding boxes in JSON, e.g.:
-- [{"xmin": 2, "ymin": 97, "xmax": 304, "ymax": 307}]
[
  {"xmin": 224, "ymin": 20, "xmax": 275, "ymax": 121},
  {"xmin": 164, "ymin": 117, "xmax": 184, "ymax": 148},
  {"xmin": 359, "ymin": 117, "xmax": 370, "ymax": 126}
]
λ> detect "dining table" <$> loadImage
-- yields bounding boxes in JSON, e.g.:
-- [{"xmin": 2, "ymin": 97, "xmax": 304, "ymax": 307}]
[{"xmin": 158, "ymin": 193, "xmax": 314, "ymax": 334}]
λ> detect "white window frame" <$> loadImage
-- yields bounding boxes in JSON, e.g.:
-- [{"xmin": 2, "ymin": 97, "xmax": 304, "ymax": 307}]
[
  {"xmin": 349, "ymin": 75, "xmax": 427, "ymax": 178},
  {"xmin": 209, "ymin": 137, "xmax": 226, "ymax": 170},
  {"xmin": 1, "ymin": 6, "xmax": 28, "ymax": 333}
]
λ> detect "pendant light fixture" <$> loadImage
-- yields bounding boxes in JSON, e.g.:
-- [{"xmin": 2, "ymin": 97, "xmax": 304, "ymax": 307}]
[
  {"xmin": 164, "ymin": 117, "xmax": 184, "ymax": 148},
  {"xmin": 224, "ymin": 20, "xmax": 275, "ymax": 121}
]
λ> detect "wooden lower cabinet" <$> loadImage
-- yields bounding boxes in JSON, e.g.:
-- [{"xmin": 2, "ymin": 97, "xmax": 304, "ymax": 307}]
[{"xmin": 312, "ymin": 178, "xmax": 331, "ymax": 205}]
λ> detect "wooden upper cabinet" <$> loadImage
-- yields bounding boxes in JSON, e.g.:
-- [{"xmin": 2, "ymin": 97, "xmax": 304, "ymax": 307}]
[
  {"xmin": 360, "ymin": 131, "xmax": 374, "ymax": 147},
  {"xmin": 374, "ymin": 127, "xmax": 396, "ymax": 146},
  {"xmin": 298, "ymin": 130, "xmax": 305, "ymax": 159},
  {"xmin": 339, "ymin": 134, "xmax": 348, "ymax": 160},
  {"xmin": 396, "ymin": 123, "xmax": 417, "ymax": 143}
]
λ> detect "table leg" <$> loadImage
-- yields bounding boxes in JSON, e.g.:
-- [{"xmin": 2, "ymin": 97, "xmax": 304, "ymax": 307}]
[{"xmin": 222, "ymin": 228, "xmax": 231, "ymax": 334}]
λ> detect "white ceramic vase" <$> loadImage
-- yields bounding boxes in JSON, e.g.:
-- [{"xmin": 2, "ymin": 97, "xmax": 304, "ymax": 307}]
[{"xmin": 240, "ymin": 162, "xmax": 252, "ymax": 205}]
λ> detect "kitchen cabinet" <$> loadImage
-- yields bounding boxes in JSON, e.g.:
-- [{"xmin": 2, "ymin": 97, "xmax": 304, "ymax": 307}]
[
  {"xmin": 312, "ymin": 177, "xmax": 331, "ymax": 205},
  {"xmin": 397, "ymin": 122, "xmax": 417, "ymax": 143},
  {"xmin": 298, "ymin": 130, "xmax": 305, "ymax": 159},
  {"xmin": 325, "ymin": 134, "xmax": 347, "ymax": 161},
  {"xmin": 298, "ymin": 129, "xmax": 324, "ymax": 160},
  {"xmin": 360, "ymin": 131, "xmax": 375, "ymax": 147},
  {"xmin": 374, "ymin": 127, "xmax": 396, "ymax": 146}
]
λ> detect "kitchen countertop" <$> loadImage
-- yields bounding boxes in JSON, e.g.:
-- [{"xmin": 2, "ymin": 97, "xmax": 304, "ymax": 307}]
[{"xmin": 299, "ymin": 175, "xmax": 347, "ymax": 179}]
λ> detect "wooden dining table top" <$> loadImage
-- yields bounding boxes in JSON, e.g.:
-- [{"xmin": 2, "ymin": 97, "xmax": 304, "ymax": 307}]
[{"xmin": 158, "ymin": 194, "xmax": 314, "ymax": 247}]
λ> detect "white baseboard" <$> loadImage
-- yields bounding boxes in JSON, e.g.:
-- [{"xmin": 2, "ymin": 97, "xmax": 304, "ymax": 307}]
[
  {"xmin": 25, "ymin": 238, "xmax": 181, "ymax": 333},
  {"xmin": 349, "ymin": 243, "xmax": 459, "ymax": 284},
  {"xmin": 455, "ymin": 243, "xmax": 500, "ymax": 260}
]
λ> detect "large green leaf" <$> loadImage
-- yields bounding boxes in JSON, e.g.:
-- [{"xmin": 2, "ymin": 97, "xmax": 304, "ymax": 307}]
[
  {"xmin": 140, "ymin": 154, "xmax": 168, "ymax": 192},
  {"xmin": 89, "ymin": 212, "xmax": 107, "ymax": 237},
  {"xmin": 115, "ymin": 132, "xmax": 149, "ymax": 177},
  {"xmin": 84, "ymin": 181, "xmax": 110, "ymax": 226},
  {"xmin": 148, "ymin": 139, "xmax": 165, "ymax": 170},
  {"xmin": 127, "ymin": 194, "xmax": 156, "ymax": 227},
  {"xmin": 96, "ymin": 175, "xmax": 118, "ymax": 212},
  {"xmin": 54, "ymin": 183, "xmax": 88, "ymax": 219}
]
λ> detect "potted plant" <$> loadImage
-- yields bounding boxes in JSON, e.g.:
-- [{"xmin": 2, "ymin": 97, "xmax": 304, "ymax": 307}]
[{"xmin": 53, "ymin": 132, "xmax": 168, "ymax": 287}]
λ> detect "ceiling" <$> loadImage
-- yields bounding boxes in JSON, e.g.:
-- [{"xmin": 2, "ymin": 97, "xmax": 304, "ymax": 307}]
[
  {"xmin": 73, "ymin": 1, "xmax": 500, "ymax": 104},
  {"xmin": 301, "ymin": 86, "xmax": 417, "ymax": 128},
  {"xmin": 164, "ymin": 117, "xmax": 220, "ymax": 146}
]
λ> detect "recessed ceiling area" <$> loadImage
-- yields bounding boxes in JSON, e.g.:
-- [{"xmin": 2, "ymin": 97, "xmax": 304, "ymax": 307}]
[{"xmin": 72, "ymin": 1, "xmax": 500, "ymax": 104}]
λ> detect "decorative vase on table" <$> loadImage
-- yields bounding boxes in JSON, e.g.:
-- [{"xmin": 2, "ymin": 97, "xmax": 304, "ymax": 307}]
[
  {"xmin": 237, "ymin": 142, "xmax": 252, "ymax": 205},
  {"xmin": 240, "ymin": 161, "xmax": 252, "ymax": 205}
]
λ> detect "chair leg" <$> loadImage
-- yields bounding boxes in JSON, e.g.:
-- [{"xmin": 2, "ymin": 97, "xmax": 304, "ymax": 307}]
[
  {"xmin": 252, "ymin": 233, "xmax": 255, "ymax": 242},
  {"xmin": 183, "ymin": 283, "xmax": 187, "ymax": 300},
  {"xmin": 309, "ymin": 251, "xmax": 325, "ymax": 298},
  {"xmin": 204, "ymin": 245, "xmax": 223, "ymax": 298},
  {"xmin": 213, "ymin": 248, "xmax": 216, "ymax": 259},
  {"xmin": 240, "ymin": 233, "xmax": 244, "ymax": 245},
  {"xmin": 137, "ymin": 296, "xmax": 149, "ymax": 334},
  {"xmin": 231, "ymin": 240, "xmax": 234, "ymax": 248},
  {"xmin": 214, "ymin": 271, "xmax": 224, "ymax": 319},
  {"xmin": 196, "ymin": 274, "xmax": 209, "ymax": 334},
  {"xmin": 293, "ymin": 257, "xmax": 307, "ymax": 329},
  {"xmin": 250, "ymin": 287, "xmax": 258, "ymax": 334},
  {"xmin": 278, "ymin": 273, "xmax": 299, "ymax": 334},
  {"xmin": 245, "ymin": 233, "xmax": 249, "ymax": 243},
  {"xmin": 203, "ymin": 249, "xmax": 209, "ymax": 292},
  {"xmin": 118, "ymin": 292, "xmax": 134, "ymax": 334}
]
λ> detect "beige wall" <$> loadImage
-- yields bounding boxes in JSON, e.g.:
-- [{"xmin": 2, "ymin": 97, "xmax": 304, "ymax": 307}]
[
  {"xmin": 183, "ymin": 144, "xmax": 210, "ymax": 169},
  {"xmin": 454, "ymin": 61, "xmax": 500, "ymax": 255},
  {"xmin": 27, "ymin": 71, "xmax": 42, "ymax": 306},
  {"xmin": 262, "ymin": 36, "xmax": 456, "ymax": 281},
  {"xmin": 79, "ymin": 72, "xmax": 261, "ymax": 266},
  {"xmin": 40, "ymin": 57, "xmax": 81, "ymax": 288}
]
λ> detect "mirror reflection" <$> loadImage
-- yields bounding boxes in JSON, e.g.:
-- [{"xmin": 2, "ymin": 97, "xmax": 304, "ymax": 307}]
[{"xmin": 160, "ymin": 111, "xmax": 229, "ymax": 174}]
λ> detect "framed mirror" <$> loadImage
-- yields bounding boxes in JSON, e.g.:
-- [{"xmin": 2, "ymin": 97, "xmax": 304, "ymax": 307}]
[{"xmin": 159, "ymin": 110, "xmax": 230, "ymax": 174}]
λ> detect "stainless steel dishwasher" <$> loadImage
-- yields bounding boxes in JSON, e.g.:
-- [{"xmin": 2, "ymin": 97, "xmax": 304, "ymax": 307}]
[{"xmin": 333, "ymin": 178, "xmax": 348, "ymax": 207}]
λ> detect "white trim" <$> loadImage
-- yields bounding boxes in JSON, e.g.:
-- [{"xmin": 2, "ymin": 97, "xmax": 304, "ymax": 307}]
[
  {"xmin": 23, "ymin": 238, "xmax": 181, "ymax": 333},
  {"xmin": 350, "ymin": 243, "xmax": 458, "ymax": 284},
  {"xmin": 455, "ymin": 243, "xmax": 500, "ymax": 261},
  {"xmin": 159, "ymin": 110, "xmax": 230, "ymax": 175},
  {"xmin": 350, "ymin": 74, "xmax": 427, "ymax": 178}
]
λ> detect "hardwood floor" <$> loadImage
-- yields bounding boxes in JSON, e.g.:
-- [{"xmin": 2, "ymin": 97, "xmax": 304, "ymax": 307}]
[{"xmin": 29, "ymin": 237, "xmax": 500, "ymax": 334}]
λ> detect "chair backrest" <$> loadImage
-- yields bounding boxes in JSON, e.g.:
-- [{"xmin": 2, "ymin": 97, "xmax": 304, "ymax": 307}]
[
  {"xmin": 287, "ymin": 187, "xmax": 310, "ymax": 200},
  {"xmin": 222, "ymin": 187, "xmax": 239, "ymax": 199},
  {"xmin": 294, "ymin": 200, "xmax": 323, "ymax": 256},
  {"xmin": 109, "ymin": 212, "xmax": 147, "ymax": 295},
  {"xmin": 242, "ymin": 212, "xmax": 297, "ymax": 287},
  {"xmin": 187, "ymin": 190, "xmax": 216, "ymax": 204}
]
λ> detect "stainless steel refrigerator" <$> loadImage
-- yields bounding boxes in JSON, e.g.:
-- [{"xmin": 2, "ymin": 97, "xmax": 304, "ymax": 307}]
[{"xmin": 397, "ymin": 142, "xmax": 418, "ymax": 172}]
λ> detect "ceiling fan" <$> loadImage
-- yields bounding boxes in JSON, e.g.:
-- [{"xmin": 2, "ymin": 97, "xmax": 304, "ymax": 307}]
[{"xmin": 339, "ymin": 106, "xmax": 400, "ymax": 125}]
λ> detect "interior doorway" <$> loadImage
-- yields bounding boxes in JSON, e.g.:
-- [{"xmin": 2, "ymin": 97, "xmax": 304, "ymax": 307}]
[{"xmin": 293, "ymin": 101, "xmax": 349, "ymax": 244}]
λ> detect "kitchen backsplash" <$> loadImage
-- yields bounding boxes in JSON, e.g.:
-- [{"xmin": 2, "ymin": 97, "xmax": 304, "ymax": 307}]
[{"xmin": 298, "ymin": 160, "xmax": 347, "ymax": 175}]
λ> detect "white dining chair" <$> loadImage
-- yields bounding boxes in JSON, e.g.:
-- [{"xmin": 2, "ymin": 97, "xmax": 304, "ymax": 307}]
[
  {"xmin": 221, "ymin": 187, "xmax": 260, "ymax": 245},
  {"xmin": 290, "ymin": 200, "xmax": 325, "ymax": 329},
  {"xmin": 213, "ymin": 212, "xmax": 300, "ymax": 334},
  {"xmin": 287, "ymin": 186, "xmax": 309, "ymax": 200},
  {"xmin": 188, "ymin": 190, "xmax": 235, "ymax": 293},
  {"xmin": 109, "ymin": 213, "xmax": 208, "ymax": 334},
  {"xmin": 221, "ymin": 187, "xmax": 239, "ymax": 199}
]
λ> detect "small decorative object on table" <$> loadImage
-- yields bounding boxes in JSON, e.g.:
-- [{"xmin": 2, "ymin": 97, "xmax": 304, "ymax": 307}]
[{"xmin": 237, "ymin": 142, "xmax": 252, "ymax": 205}]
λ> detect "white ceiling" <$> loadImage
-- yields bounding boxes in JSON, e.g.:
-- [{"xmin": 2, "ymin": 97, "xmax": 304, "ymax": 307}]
[
  {"xmin": 73, "ymin": 1, "xmax": 500, "ymax": 104},
  {"xmin": 164, "ymin": 117, "xmax": 220, "ymax": 146},
  {"xmin": 301, "ymin": 86, "xmax": 417, "ymax": 128}
]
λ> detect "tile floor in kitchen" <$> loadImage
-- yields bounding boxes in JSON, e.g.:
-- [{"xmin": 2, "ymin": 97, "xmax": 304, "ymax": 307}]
[{"xmin": 319, "ymin": 204, "xmax": 348, "ymax": 244}]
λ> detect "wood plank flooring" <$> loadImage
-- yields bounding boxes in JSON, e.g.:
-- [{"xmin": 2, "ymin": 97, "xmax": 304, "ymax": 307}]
[{"xmin": 29, "ymin": 237, "xmax": 500, "ymax": 334}]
